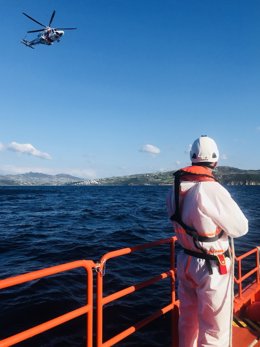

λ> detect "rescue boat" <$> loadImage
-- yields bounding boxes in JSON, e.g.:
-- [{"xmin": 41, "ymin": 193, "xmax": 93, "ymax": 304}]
[{"xmin": 0, "ymin": 237, "xmax": 259, "ymax": 347}]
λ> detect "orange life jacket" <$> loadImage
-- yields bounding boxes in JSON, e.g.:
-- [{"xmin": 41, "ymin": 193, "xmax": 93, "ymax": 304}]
[
  {"xmin": 170, "ymin": 165, "xmax": 224, "ymax": 243},
  {"xmin": 175, "ymin": 165, "xmax": 217, "ymax": 182}
]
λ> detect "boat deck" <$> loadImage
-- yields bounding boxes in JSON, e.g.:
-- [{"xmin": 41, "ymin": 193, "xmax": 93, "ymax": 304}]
[{"xmin": 233, "ymin": 318, "xmax": 260, "ymax": 347}]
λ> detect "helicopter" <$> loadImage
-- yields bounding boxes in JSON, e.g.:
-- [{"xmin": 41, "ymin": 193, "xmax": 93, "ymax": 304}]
[{"xmin": 21, "ymin": 10, "xmax": 76, "ymax": 48}]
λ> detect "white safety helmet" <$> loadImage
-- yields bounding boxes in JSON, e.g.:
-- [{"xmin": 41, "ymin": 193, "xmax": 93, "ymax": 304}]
[{"xmin": 190, "ymin": 135, "xmax": 219, "ymax": 163}]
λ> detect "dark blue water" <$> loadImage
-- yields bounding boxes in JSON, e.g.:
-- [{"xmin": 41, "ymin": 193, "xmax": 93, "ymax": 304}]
[{"xmin": 0, "ymin": 186, "xmax": 259, "ymax": 347}]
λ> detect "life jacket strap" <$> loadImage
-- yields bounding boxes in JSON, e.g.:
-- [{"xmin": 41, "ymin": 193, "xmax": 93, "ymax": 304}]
[
  {"xmin": 183, "ymin": 248, "xmax": 230, "ymax": 260},
  {"xmin": 170, "ymin": 214, "xmax": 224, "ymax": 242},
  {"xmin": 183, "ymin": 248, "xmax": 230, "ymax": 275}
]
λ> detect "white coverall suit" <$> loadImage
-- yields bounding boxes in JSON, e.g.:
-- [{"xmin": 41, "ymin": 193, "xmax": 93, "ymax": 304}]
[{"xmin": 167, "ymin": 180, "xmax": 248, "ymax": 347}]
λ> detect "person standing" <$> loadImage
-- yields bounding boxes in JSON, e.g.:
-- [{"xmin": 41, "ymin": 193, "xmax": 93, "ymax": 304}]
[{"xmin": 166, "ymin": 135, "xmax": 248, "ymax": 347}]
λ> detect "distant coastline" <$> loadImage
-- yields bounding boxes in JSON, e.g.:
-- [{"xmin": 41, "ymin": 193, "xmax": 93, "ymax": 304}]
[{"xmin": 0, "ymin": 167, "xmax": 260, "ymax": 186}]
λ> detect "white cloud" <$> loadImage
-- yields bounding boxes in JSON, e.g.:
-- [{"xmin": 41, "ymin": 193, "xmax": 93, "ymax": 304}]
[
  {"xmin": 140, "ymin": 144, "xmax": 160, "ymax": 155},
  {"xmin": 7, "ymin": 142, "xmax": 51, "ymax": 160},
  {"xmin": 175, "ymin": 160, "xmax": 181, "ymax": 166},
  {"xmin": 0, "ymin": 143, "xmax": 5, "ymax": 151}
]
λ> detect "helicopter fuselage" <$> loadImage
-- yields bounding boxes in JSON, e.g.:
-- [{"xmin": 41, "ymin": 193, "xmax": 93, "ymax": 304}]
[
  {"xmin": 21, "ymin": 29, "xmax": 64, "ymax": 48},
  {"xmin": 37, "ymin": 28, "xmax": 64, "ymax": 45}
]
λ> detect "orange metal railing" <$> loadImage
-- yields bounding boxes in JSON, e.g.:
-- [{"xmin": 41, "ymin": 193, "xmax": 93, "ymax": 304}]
[
  {"xmin": 234, "ymin": 247, "xmax": 260, "ymax": 299},
  {"xmin": 1, "ymin": 238, "xmax": 260, "ymax": 347},
  {"xmin": 0, "ymin": 260, "xmax": 95, "ymax": 347},
  {"xmin": 0, "ymin": 238, "xmax": 178, "ymax": 347},
  {"xmin": 96, "ymin": 236, "xmax": 177, "ymax": 347}
]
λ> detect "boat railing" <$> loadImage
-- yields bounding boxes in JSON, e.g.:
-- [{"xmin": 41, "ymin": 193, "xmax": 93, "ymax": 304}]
[
  {"xmin": 0, "ymin": 260, "xmax": 95, "ymax": 347},
  {"xmin": 1, "ymin": 238, "xmax": 259, "ymax": 347},
  {"xmin": 0, "ymin": 237, "xmax": 178, "ymax": 347},
  {"xmin": 234, "ymin": 246, "xmax": 260, "ymax": 299},
  {"xmin": 96, "ymin": 236, "xmax": 177, "ymax": 347}
]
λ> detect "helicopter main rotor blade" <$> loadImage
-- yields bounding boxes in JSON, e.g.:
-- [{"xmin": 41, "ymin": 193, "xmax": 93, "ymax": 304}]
[
  {"xmin": 48, "ymin": 10, "xmax": 56, "ymax": 26},
  {"xmin": 55, "ymin": 27, "xmax": 77, "ymax": 30},
  {"xmin": 22, "ymin": 12, "xmax": 46, "ymax": 28},
  {"xmin": 27, "ymin": 29, "xmax": 44, "ymax": 33}
]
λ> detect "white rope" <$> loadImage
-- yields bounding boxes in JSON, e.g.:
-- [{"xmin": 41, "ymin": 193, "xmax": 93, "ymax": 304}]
[{"xmin": 229, "ymin": 237, "xmax": 235, "ymax": 347}]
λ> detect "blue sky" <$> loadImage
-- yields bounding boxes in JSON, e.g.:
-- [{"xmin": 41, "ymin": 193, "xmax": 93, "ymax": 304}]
[{"xmin": 0, "ymin": 0, "xmax": 259, "ymax": 178}]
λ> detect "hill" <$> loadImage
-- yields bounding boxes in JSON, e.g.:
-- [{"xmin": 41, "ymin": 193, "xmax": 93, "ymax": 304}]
[
  {"xmin": 213, "ymin": 167, "xmax": 260, "ymax": 185},
  {"xmin": 0, "ymin": 167, "xmax": 259, "ymax": 186},
  {"xmin": 0, "ymin": 172, "xmax": 82, "ymax": 186},
  {"xmin": 75, "ymin": 166, "xmax": 260, "ymax": 186}
]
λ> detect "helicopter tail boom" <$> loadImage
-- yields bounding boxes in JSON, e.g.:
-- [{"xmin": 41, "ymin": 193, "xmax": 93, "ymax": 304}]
[{"xmin": 21, "ymin": 39, "xmax": 34, "ymax": 49}]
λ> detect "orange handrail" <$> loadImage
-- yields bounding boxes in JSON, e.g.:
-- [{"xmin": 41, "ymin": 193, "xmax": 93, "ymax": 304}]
[
  {"xmin": 0, "ymin": 260, "xmax": 95, "ymax": 347},
  {"xmin": 234, "ymin": 247, "xmax": 260, "ymax": 298},
  {"xmin": 96, "ymin": 236, "xmax": 177, "ymax": 347},
  {"xmin": 0, "ymin": 239, "xmax": 259, "ymax": 347}
]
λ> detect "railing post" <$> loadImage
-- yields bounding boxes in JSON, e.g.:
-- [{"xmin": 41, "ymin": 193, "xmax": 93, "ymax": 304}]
[
  {"xmin": 238, "ymin": 259, "xmax": 242, "ymax": 298},
  {"xmin": 87, "ymin": 263, "xmax": 94, "ymax": 347},
  {"xmin": 96, "ymin": 263, "xmax": 104, "ymax": 347},
  {"xmin": 257, "ymin": 247, "xmax": 260, "ymax": 284},
  {"xmin": 170, "ymin": 237, "xmax": 178, "ymax": 347}
]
